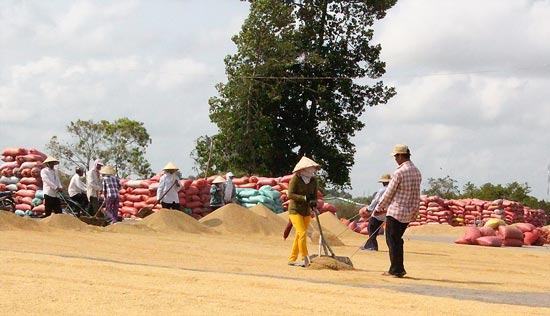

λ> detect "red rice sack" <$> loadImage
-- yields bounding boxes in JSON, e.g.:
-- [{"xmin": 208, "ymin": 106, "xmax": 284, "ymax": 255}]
[
  {"xmin": 523, "ymin": 230, "xmax": 540, "ymax": 246},
  {"xmin": 120, "ymin": 206, "xmax": 138, "ymax": 215},
  {"xmin": 476, "ymin": 236, "xmax": 502, "ymax": 247},
  {"xmin": 15, "ymin": 190, "xmax": 35, "ymax": 198},
  {"xmin": 502, "ymin": 238, "xmax": 523, "ymax": 247},
  {"xmin": 498, "ymin": 225, "xmax": 524, "ymax": 240},
  {"xmin": 479, "ymin": 227, "xmax": 496, "ymax": 237},
  {"xmin": 2, "ymin": 148, "xmax": 27, "ymax": 157},
  {"xmin": 514, "ymin": 223, "xmax": 535, "ymax": 233},
  {"xmin": 125, "ymin": 195, "xmax": 145, "ymax": 202},
  {"xmin": 463, "ymin": 227, "xmax": 482, "ymax": 244},
  {"xmin": 32, "ymin": 204, "xmax": 45, "ymax": 213},
  {"xmin": 132, "ymin": 188, "xmax": 151, "ymax": 196},
  {"xmin": 186, "ymin": 201, "xmax": 203, "ymax": 209},
  {"xmin": 454, "ymin": 237, "xmax": 471, "ymax": 245},
  {"xmin": 28, "ymin": 148, "xmax": 47, "ymax": 161},
  {"xmin": 16, "ymin": 204, "xmax": 31, "ymax": 211}
]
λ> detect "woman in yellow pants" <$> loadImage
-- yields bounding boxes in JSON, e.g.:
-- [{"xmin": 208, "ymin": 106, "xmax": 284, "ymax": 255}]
[{"xmin": 287, "ymin": 156, "xmax": 320, "ymax": 267}]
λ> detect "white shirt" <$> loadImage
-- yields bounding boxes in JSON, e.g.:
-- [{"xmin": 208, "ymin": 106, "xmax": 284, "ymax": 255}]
[
  {"xmin": 368, "ymin": 186, "xmax": 387, "ymax": 221},
  {"xmin": 68, "ymin": 174, "xmax": 87, "ymax": 197},
  {"xmin": 86, "ymin": 169, "xmax": 102, "ymax": 198},
  {"xmin": 40, "ymin": 167, "xmax": 62, "ymax": 197},
  {"xmin": 157, "ymin": 173, "xmax": 181, "ymax": 203}
]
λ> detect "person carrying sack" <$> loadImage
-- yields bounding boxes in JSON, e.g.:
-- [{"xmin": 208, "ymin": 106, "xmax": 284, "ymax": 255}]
[
  {"xmin": 157, "ymin": 162, "xmax": 182, "ymax": 210},
  {"xmin": 360, "ymin": 174, "xmax": 391, "ymax": 251},
  {"xmin": 287, "ymin": 156, "xmax": 320, "ymax": 268}
]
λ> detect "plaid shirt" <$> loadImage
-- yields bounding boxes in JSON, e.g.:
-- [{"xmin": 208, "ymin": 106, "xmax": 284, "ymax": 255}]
[
  {"xmin": 102, "ymin": 175, "xmax": 121, "ymax": 198},
  {"xmin": 375, "ymin": 161, "xmax": 422, "ymax": 223}
]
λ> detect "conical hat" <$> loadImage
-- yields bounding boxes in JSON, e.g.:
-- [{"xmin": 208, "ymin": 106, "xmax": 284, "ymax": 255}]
[
  {"xmin": 163, "ymin": 162, "xmax": 179, "ymax": 170},
  {"xmin": 378, "ymin": 174, "xmax": 391, "ymax": 183},
  {"xmin": 99, "ymin": 165, "xmax": 116, "ymax": 175},
  {"xmin": 212, "ymin": 175, "xmax": 225, "ymax": 184},
  {"xmin": 292, "ymin": 156, "xmax": 320, "ymax": 173},
  {"xmin": 43, "ymin": 156, "xmax": 59, "ymax": 164}
]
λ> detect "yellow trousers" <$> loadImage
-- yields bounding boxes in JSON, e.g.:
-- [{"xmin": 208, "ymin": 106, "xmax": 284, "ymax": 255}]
[{"xmin": 288, "ymin": 214, "xmax": 311, "ymax": 262}]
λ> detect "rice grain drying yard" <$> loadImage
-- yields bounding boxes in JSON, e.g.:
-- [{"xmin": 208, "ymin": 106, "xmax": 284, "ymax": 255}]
[{"xmin": 1, "ymin": 207, "xmax": 549, "ymax": 315}]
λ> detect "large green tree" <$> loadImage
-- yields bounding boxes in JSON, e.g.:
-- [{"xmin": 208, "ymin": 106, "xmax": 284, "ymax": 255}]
[
  {"xmin": 193, "ymin": 0, "xmax": 396, "ymax": 185},
  {"xmin": 47, "ymin": 118, "xmax": 153, "ymax": 178}
]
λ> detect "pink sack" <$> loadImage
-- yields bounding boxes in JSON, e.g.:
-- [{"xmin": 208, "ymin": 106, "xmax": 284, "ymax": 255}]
[{"xmin": 476, "ymin": 236, "xmax": 502, "ymax": 247}]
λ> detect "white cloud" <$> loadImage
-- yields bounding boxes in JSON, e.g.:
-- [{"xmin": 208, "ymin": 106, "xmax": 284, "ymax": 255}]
[{"xmin": 0, "ymin": 0, "xmax": 548, "ymax": 200}]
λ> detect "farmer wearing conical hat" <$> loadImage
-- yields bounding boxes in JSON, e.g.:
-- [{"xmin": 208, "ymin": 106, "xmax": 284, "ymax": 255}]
[
  {"xmin": 374, "ymin": 144, "xmax": 422, "ymax": 278},
  {"xmin": 40, "ymin": 156, "xmax": 63, "ymax": 217},
  {"xmin": 157, "ymin": 162, "xmax": 182, "ymax": 210},
  {"xmin": 287, "ymin": 156, "xmax": 320, "ymax": 267},
  {"xmin": 360, "ymin": 173, "xmax": 391, "ymax": 251},
  {"xmin": 100, "ymin": 165, "xmax": 120, "ymax": 224},
  {"xmin": 209, "ymin": 175, "xmax": 225, "ymax": 211}
]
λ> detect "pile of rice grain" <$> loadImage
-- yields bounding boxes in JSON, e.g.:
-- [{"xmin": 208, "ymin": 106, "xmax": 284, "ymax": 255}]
[
  {"xmin": 200, "ymin": 203, "xmax": 282, "ymax": 236},
  {"xmin": 141, "ymin": 209, "xmax": 213, "ymax": 234}
]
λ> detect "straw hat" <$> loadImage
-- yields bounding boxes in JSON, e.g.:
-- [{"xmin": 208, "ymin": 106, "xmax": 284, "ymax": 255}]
[
  {"xmin": 292, "ymin": 156, "xmax": 320, "ymax": 173},
  {"xmin": 212, "ymin": 175, "xmax": 225, "ymax": 184},
  {"xmin": 391, "ymin": 144, "xmax": 410, "ymax": 156},
  {"xmin": 99, "ymin": 165, "xmax": 116, "ymax": 175},
  {"xmin": 43, "ymin": 156, "xmax": 59, "ymax": 164},
  {"xmin": 378, "ymin": 174, "xmax": 391, "ymax": 183},
  {"xmin": 163, "ymin": 162, "xmax": 179, "ymax": 171}
]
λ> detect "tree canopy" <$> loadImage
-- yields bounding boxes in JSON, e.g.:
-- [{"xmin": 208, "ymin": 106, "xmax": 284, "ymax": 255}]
[
  {"xmin": 46, "ymin": 118, "xmax": 152, "ymax": 178},
  {"xmin": 193, "ymin": 0, "xmax": 396, "ymax": 186}
]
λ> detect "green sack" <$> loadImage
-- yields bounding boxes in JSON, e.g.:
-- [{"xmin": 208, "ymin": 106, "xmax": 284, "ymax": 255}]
[{"xmin": 236, "ymin": 188, "xmax": 259, "ymax": 198}]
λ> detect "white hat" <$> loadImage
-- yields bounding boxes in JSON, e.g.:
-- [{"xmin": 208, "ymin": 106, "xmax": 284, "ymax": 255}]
[
  {"xmin": 212, "ymin": 176, "xmax": 225, "ymax": 184},
  {"xmin": 99, "ymin": 165, "xmax": 116, "ymax": 175},
  {"xmin": 292, "ymin": 156, "xmax": 320, "ymax": 173},
  {"xmin": 163, "ymin": 162, "xmax": 179, "ymax": 170},
  {"xmin": 391, "ymin": 144, "xmax": 410, "ymax": 156},
  {"xmin": 43, "ymin": 156, "xmax": 59, "ymax": 164},
  {"xmin": 226, "ymin": 172, "xmax": 234, "ymax": 178}
]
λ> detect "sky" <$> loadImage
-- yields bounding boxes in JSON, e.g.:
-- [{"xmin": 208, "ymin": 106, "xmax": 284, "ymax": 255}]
[{"xmin": 1, "ymin": 0, "xmax": 549, "ymax": 199}]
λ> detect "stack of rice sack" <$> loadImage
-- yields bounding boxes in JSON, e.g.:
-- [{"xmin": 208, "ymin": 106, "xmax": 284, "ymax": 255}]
[
  {"xmin": 117, "ymin": 177, "xmax": 212, "ymax": 219},
  {"xmin": 455, "ymin": 219, "xmax": 546, "ymax": 247},
  {"xmin": 523, "ymin": 207, "xmax": 547, "ymax": 227},
  {"xmin": 236, "ymin": 186, "xmax": 284, "ymax": 213},
  {"xmin": 232, "ymin": 174, "xmax": 336, "ymax": 215},
  {"xmin": 483, "ymin": 199, "xmax": 524, "ymax": 224},
  {"xmin": 410, "ymin": 196, "xmax": 451, "ymax": 226},
  {"xmin": 0, "ymin": 147, "xmax": 47, "ymax": 215}
]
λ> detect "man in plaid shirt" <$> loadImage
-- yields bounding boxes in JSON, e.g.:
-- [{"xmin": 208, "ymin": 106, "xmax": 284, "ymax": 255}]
[
  {"xmin": 374, "ymin": 144, "xmax": 422, "ymax": 278},
  {"xmin": 100, "ymin": 165, "xmax": 121, "ymax": 224}
]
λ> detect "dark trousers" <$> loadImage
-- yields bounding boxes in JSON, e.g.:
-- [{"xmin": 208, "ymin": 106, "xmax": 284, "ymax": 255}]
[
  {"xmin": 385, "ymin": 216, "xmax": 409, "ymax": 275},
  {"xmin": 161, "ymin": 202, "xmax": 181, "ymax": 211},
  {"xmin": 88, "ymin": 196, "xmax": 101, "ymax": 216},
  {"xmin": 44, "ymin": 194, "xmax": 61, "ymax": 217},
  {"xmin": 70, "ymin": 193, "xmax": 89, "ymax": 213},
  {"xmin": 363, "ymin": 217, "xmax": 384, "ymax": 250}
]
